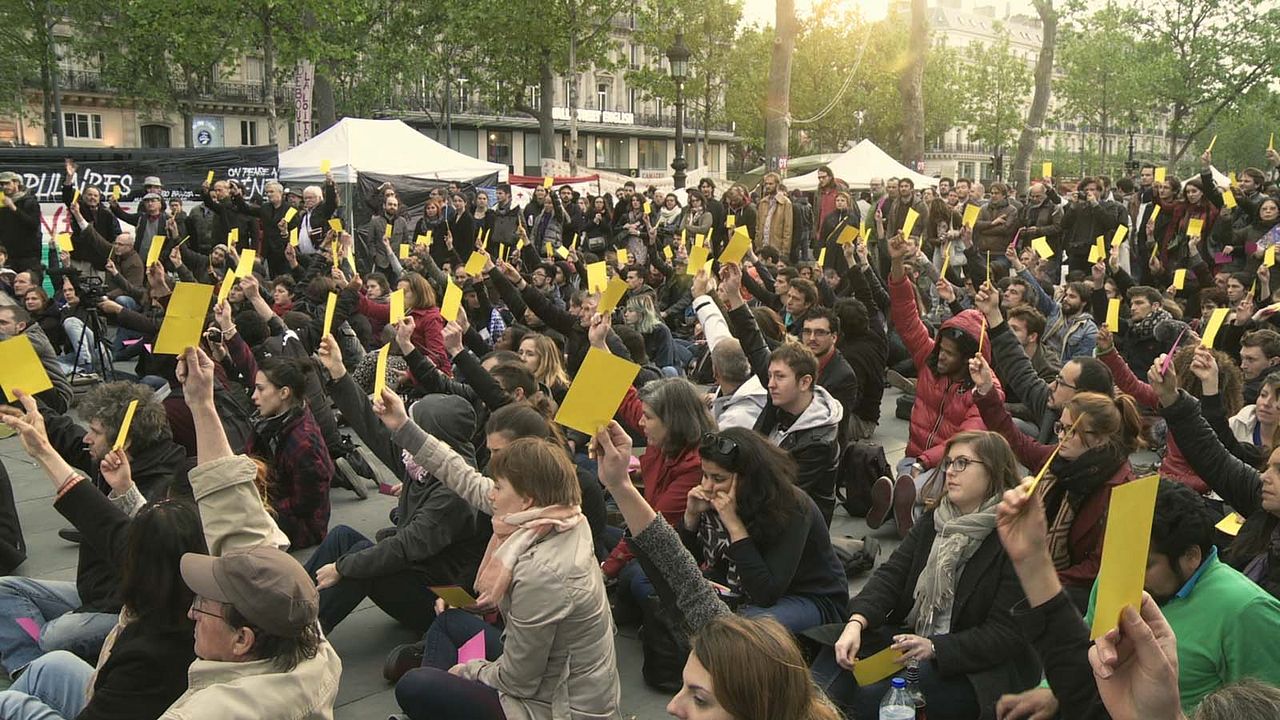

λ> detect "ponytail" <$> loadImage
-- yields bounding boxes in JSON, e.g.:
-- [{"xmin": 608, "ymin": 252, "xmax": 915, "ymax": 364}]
[
  {"xmin": 1112, "ymin": 393, "xmax": 1147, "ymax": 453},
  {"xmin": 1065, "ymin": 392, "xmax": 1147, "ymax": 455}
]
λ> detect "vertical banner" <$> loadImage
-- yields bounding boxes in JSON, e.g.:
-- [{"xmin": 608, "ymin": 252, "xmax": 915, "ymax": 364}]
[{"xmin": 293, "ymin": 60, "xmax": 315, "ymax": 147}]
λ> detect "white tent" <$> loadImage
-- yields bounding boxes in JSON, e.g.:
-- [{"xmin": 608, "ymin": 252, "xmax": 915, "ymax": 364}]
[
  {"xmin": 278, "ymin": 118, "xmax": 509, "ymax": 185},
  {"xmin": 788, "ymin": 139, "xmax": 936, "ymax": 191}
]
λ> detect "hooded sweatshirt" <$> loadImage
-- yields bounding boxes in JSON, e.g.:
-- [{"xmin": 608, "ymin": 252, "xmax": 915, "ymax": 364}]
[{"xmin": 754, "ymin": 385, "xmax": 845, "ymax": 524}]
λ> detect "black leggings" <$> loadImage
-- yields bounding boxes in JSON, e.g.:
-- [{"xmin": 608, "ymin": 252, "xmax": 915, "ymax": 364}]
[{"xmin": 395, "ymin": 609, "xmax": 507, "ymax": 720}]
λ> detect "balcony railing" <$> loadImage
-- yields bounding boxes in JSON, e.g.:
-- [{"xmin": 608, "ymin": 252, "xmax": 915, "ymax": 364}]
[{"xmin": 46, "ymin": 68, "xmax": 292, "ymax": 105}]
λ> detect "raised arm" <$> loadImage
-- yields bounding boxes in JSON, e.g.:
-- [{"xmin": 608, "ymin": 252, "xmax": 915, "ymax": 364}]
[{"xmin": 378, "ymin": 389, "xmax": 494, "ymax": 514}]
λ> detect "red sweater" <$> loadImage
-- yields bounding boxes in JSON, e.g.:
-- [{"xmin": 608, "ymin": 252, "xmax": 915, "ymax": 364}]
[{"xmin": 355, "ymin": 293, "xmax": 452, "ymax": 375}]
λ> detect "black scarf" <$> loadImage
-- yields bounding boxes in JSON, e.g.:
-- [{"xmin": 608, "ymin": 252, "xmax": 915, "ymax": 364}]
[
  {"xmin": 252, "ymin": 405, "xmax": 303, "ymax": 457},
  {"xmin": 1046, "ymin": 442, "xmax": 1128, "ymax": 511}
]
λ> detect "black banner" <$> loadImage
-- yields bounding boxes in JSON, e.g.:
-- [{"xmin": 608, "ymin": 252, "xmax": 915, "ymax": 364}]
[
  {"xmin": 354, "ymin": 170, "xmax": 501, "ymax": 229},
  {"xmin": 0, "ymin": 146, "xmax": 278, "ymax": 203}
]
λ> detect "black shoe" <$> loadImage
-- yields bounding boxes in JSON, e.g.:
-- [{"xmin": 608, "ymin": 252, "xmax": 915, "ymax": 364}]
[
  {"xmin": 383, "ymin": 642, "xmax": 424, "ymax": 684},
  {"xmin": 865, "ymin": 476, "xmax": 893, "ymax": 530},
  {"xmin": 57, "ymin": 528, "xmax": 82, "ymax": 544}
]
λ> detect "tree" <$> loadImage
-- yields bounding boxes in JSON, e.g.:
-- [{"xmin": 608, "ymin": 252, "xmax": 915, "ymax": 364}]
[
  {"xmin": 764, "ymin": 0, "xmax": 797, "ymax": 170},
  {"xmin": 0, "ymin": 1, "xmax": 60, "ymax": 144},
  {"xmin": 898, "ymin": 0, "xmax": 927, "ymax": 166},
  {"xmin": 954, "ymin": 28, "xmax": 1031, "ymax": 178},
  {"xmin": 1011, "ymin": 0, "xmax": 1057, "ymax": 189}
]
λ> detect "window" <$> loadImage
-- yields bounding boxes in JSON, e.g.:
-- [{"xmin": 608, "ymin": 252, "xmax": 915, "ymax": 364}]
[
  {"xmin": 630, "ymin": 43, "xmax": 639, "ymax": 69},
  {"xmin": 639, "ymin": 138, "xmax": 667, "ymax": 171},
  {"xmin": 597, "ymin": 83, "xmax": 609, "ymax": 111},
  {"xmin": 240, "ymin": 120, "xmax": 258, "ymax": 145},
  {"xmin": 682, "ymin": 140, "xmax": 699, "ymax": 170},
  {"xmin": 526, "ymin": 85, "xmax": 541, "ymax": 110},
  {"xmin": 524, "ymin": 132, "xmax": 542, "ymax": 175},
  {"xmin": 243, "ymin": 57, "xmax": 264, "ymax": 83},
  {"xmin": 62, "ymin": 112, "xmax": 102, "ymax": 140},
  {"xmin": 140, "ymin": 124, "xmax": 170, "ymax": 148},
  {"xmin": 628, "ymin": 88, "xmax": 637, "ymax": 114},
  {"xmin": 594, "ymin": 136, "xmax": 629, "ymax": 169},
  {"xmin": 487, "ymin": 130, "xmax": 513, "ymax": 166}
]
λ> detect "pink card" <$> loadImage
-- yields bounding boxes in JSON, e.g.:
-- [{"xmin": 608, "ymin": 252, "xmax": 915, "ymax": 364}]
[
  {"xmin": 456, "ymin": 630, "xmax": 486, "ymax": 664},
  {"xmin": 15, "ymin": 617, "xmax": 39, "ymax": 642}
]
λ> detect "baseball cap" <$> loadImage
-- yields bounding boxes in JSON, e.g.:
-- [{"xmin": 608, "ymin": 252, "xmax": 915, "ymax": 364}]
[
  {"xmin": 0, "ymin": 172, "xmax": 20, "ymax": 183},
  {"xmin": 143, "ymin": 176, "xmax": 163, "ymax": 187},
  {"xmin": 180, "ymin": 546, "xmax": 318, "ymax": 636}
]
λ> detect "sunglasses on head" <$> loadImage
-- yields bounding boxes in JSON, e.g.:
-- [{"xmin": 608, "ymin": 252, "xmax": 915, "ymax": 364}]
[{"xmin": 700, "ymin": 432, "xmax": 739, "ymax": 463}]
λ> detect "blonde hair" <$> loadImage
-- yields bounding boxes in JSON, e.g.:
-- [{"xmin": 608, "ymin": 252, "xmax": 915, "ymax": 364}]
[{"xmin": 521, "ymin": 334, "xmax": 570, "ymax": 390}]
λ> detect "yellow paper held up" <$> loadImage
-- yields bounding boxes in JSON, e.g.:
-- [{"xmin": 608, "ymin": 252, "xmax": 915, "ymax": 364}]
[
  {"xmin": 962, "ymin": 204, "xmax": 980, "ymax": 230},
  {"xmin": 111, "ymin": 185, "xmax": 121, "ymax": 202},
  {"xmin": 939, "ymin": 245, "xmax": 951, "ymax": 278},
  {"xmin": 555, "ymin": 245, "xmax": 570, "ymax": 259},
  {"xmin": 1090, "ymin": 474, "xmax": 1160, "ymax": 640},
  {"xmin": 720, "ymin": 227, "xmax": 752, "ymax": 265},
  {"xmin": 598, "ymin": 277, "xmax": 629, "ymax": 315},
  {"xmin": 586, "ymin": 262, "xmax": 609, "ymax": 293},
  {"xmin": 429, "ymin": 585, "xmax": 478, "ymax": 609},
  {"xmin": 112, "ymin": 399, "xmax": 138, "ymax": 452},
  {"xmin": 235, "ymin": 249, "xmax": 256, "ymax": 278},
  {"xmin": 321, "ymin": 292, "xmax": 338, "ymax": 338},
  {"xmin": 1207, "ymin": 134, "xmax": 1218, "ymax": 153},
  {"xmin": 205, "ymin": 170, "xmax": 214, "ymax": 185},
  {"xmin": 545, "ymin": 241, "xmax": 553, "ymax": 259},
  {"xmin": 389, "ymin": 289, "xmax": 405, "ymax": 325},
  {"xmin": 663, "ymin": 245, "xmax": 674, "ymax": 262},
  {"xmin": 0, "ymin": 335, "xmax": 53, "ymax": 402},
  {"xmin": 1112, "ymin": 224, "xmax": 1129, "ymax": 248},
  {"xmin": 440, "ymin": 280, "xmax": 463, "ymax": 324},
  {"xmin": 399, "ymin": 244, "xmax": 410, "ymax": 260},
  {"xmin": 55, "ymin": 233, "xmax": 73, "ymax": 253},
  {"xmin": 837, "ymin": 225, "xmax": 859, "ymax": 246},
  {"xmin": 1031, "ymin": 236, "xmax": 1054, "ymax": 260},
  {"xmin": 686, "ymin": 245, "xmax": 710, "ymax": 276},
  {"xmin": 617, "ymin": 248, "xmax": 629, "ymax": 266},
  {"xmin": 327, "ymin": 218, "xmax": 343, "ymax": 234},
  {"xmin": 463, "ymin": 252, "xmax": 487, "ymax": 277},
  {"xmin": 216, "ymin": 272, "xmax": 235, "ymax": 303},
  {"xmin": 1223, "ymin": 190, "xmax": 1238, "ymax": 209},
  {"xmin": 542, "ymin": 176, "xmax": 553, "ymax": 189},
  {"xmin": 283, "ymin": 207, "xmax": 297, "ymax": 224},
  {"xmin": 72, "ymin": 188, "xmax": 80, "ymax": 206},
  {"xmin": 817, "ymin": 247, "xmax": 827, "ymax": 269},
  {"xmin": 853, "ymin": 646, "xmax": 906, "ymax": 686},
  {"xmin": 372, "ymin": 344, "xmax": 390, "ymax": 400},
  {"xmin": 227, "ymin": 228, "xmax": 239, "ymax": 248},
  {"xmin": 154, "ymin": 282, "xmax": 215, "ymax": 355},
  {"xmin": 554, "ymin": 347, "xmax": 642, "ymax": 436},
  {"xmin": 1267, "ymin": 245, "xmax": 1276, "ymax": 268},
  {"xmin": 1202, "ymin": 307, "xmax": 1230, "ymax": 348},
  {"xmin": 1106, "ymin": 298, "xmax": 1121, "ymax": 332},
  {"xmin": 416, "ymin": 234, "xmax": 430, "ymax": 247},
  {"xmin": 145, "ymin": 235, "xmax": 165, "ymax": 268},
  {"xmin": 320, "ymin": 159, "xmax": 331, "ymax": 174},
  {"xmin": 1041, "ymin": 161, "xmax": 1052, "ymax": 179},
  {"xmin": 1173, "ymin": 268, "xmax": 1187, "ymax": 290},
  {"xmin": 1088, "ymin": 238, "xmax": 1106, "ymax": 264},
  {"xmin": 725, "ymin": 214, "xmax": 736, "ymax": 229},
  {"xmin": 1187, "ymin": 217, "xmax": 1204, "ymax": 238},
  {"xmin": 384, "ymin": 223, "xmax": 393, "ymax": 240},
  {"xmin": 643, "ymin": 201, "xmax": 652, "ymax": 215},
  {"xmin": 1216, "ymin": 512, "xmax": 1245, "ymax": 536},
  {"xmin": 1154, "ymin": 167, "xmax": 1166, "ymax": 183},
  {"xmin": 901, "ymin": 207, "xmax": 920, "ymax": 240}
]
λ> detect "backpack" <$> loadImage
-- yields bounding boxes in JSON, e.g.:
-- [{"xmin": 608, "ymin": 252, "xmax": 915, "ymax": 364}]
[
  {"xmin": 836, "ymin": 440, "xmax": 892, "ymax": 518},
  {"xmin": 213, "ymin": 382, "xmax": 256, "ymax": 454}
]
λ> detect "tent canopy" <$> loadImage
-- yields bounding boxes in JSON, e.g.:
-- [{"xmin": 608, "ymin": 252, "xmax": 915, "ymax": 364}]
[
  {"xmin": 278, "ymin": 118, "xmax": 508, "ymax": 185},
  {"xmin": 788, "ymin": 139, "xmax": 936, "ymax": 191}
]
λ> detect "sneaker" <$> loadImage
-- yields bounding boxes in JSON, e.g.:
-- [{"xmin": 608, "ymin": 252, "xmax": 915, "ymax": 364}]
[
  {"xmin": 865, "ymin": 476, "xmax": 893, "ymax": 530},
  {"xmin": 333, "ymin": 458, "xmax": 369, "ymax": 500},
  {"xmin": 885, "ymin": 369, "xmax": 916, "ymax": 394},
  {"xmin": 382, "ymin": 642, "xmax": 424, "ymax": 684},
  {"xmin": 70, "ymin": 372, "xmax": 100, "ymax": 387},
  {"xmin": 893, "ymin": 475, "xmax": 917, "ymax": 539}
]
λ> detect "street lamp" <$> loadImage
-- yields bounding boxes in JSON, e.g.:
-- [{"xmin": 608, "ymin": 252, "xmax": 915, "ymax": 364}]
[{"xmin": 667, "ymin": 32, "xmax": 690, "ymax": 189}]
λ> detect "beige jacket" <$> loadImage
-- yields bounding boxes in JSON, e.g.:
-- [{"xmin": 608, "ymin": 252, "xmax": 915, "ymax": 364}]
[
  {"xmin": 756, "ymin": 191, "xmax": 794, "ymax": 255},
  {"xmin": 160, "ymin": 455, "xmax": 342, "ymax": 720},
  {"xmin": 396, "ymin": 422, "xmax": 622, "ymax": 720}
]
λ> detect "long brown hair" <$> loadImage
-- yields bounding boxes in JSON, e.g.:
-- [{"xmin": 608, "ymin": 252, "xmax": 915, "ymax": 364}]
[
  {"xmin": 924, "ymin": 430, "xmax": 1020, "ymax": 509},
  {"xmin": 1065, "ymin": 392, "xmax": 1146, "ymax": 454},
  {"xmin": 691, "ymin": 615, "xmax": 840, "ymax": 720}
]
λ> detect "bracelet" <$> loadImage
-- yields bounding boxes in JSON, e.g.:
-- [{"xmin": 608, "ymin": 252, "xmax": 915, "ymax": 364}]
[
  {"xmin": 849, "ymin": 617, "xmax": 865, "ymax": 630},
  {"xmin": 56, "ymin": 473, "xmax": 83, "ymax": 501}
]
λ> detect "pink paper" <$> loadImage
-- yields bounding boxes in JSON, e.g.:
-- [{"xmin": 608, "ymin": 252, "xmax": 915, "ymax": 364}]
[
  {"xmin": 1214, "ymin": 252, "xmax": 1233, "ymax": 265},
  {"xmin": 1161, "ymin": 326, "xmax": 1189, "ymax": 374},
  {"xmin": 15, "ymin": 617, "xmax": 39, "ymax": 642},
  {"xmin": 456, "ymin": 630, "xmax": 486, "ymax": 664}
]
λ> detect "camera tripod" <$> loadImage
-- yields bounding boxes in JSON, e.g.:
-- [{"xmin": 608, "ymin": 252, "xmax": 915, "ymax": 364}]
[{"xmin": 69, "ymin": 306, "xmax": 115, "ymax": 384}]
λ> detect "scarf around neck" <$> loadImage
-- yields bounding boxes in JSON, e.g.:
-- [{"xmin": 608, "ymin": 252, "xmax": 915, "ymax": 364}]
[
  {"xmin": 252, "ymin": 405, "xmax": 303, "ymax": 456},
  {"xmin": 907, "ymin": 496, "xmax": 999, "ymax": 635},
  {"xmin": 473, "ymin": 504, "xmax": 584, "ymax": 608},
  {"xmin": 1130, "ymin": 306, "xmax": 1171, "ymax": 340}
]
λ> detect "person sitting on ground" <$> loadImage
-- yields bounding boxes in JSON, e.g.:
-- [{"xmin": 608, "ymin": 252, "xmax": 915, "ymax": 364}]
[{"xmin": 690, "ymin": 269, "xmax": 768, "ymax": 430}]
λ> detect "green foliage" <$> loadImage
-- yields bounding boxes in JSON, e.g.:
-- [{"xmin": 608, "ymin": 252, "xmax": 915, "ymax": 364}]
[{"xmin": 953, "ymin": 26, "xmax": 1030, "ymax": 152}]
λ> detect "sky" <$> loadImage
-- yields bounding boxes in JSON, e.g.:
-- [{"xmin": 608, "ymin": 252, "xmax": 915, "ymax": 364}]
[{"xmin": 739, "ymin": 0, "xmax": 892, "ymax": 27}]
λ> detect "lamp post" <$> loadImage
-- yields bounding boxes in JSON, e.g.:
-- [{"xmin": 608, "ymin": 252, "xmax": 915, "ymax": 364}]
[{"xmin": 667, "ymin": 33, "xmax": 690, "ymax": 189}]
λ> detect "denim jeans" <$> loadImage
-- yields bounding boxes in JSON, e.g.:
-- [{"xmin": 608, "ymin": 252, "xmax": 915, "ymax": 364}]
[
  {"xmin": 0, "ymin": 578, "xmax": 117, "ymax": 675},
  {"xmin": 812, "ymin": 632, "xmax": 979, "ymax": 720},
  {"xmin": 57, "ymin": 316, "xmax": 107, "ymax": 375},
  {"xmin": 0, "ymin": 651, "xmax": 93, "ymax": 719},
  {"xmin": 109, "ymin": 296, "xmax": 145, "ymax": 361},
  {"xmin": 740, "ymin": 595, "xmax": 827, "ymax": 634},
  {"xmin": 396, "ymin": 610, "xmax": 506, "ymax": 720}
]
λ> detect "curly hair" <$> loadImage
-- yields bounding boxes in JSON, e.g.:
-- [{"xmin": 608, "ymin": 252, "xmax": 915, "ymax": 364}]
[{"xmin": 76, "ymin": 382, "xmax": 171, "ymax": 451}]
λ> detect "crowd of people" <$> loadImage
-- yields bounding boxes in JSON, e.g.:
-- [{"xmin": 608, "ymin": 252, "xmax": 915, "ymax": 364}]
[{"xmin": 0, "ymin": 144, "xmax": 1272, "ymax": 720}]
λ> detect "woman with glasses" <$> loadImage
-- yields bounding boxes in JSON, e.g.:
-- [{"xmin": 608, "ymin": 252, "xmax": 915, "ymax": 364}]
[
  {"xmin": 969, "ymin": 353, "xmax": 1145, "ymax": 608},
  {"xmin": 679, "ymin": 427, "xmax": 848, "ymax": 633},
  {"xmin": 810, "ymin": 430, "xmax": 1040, "ymax": 720}
]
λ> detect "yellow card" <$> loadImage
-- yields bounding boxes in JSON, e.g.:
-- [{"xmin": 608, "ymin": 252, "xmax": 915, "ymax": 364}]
[
  {"xmin": 978, "ymin": 315, "xmax": 987, "ymax": 354},
  {"xmin": 372, "ymin": 344, "xmax": 390, "ymax": 399},
  {"xmin": 440, "ymin": 280, "xmax": 463, "ymax": 324},
  {"xmin": 283, "ymin": 207, "xmax": 297, "ymax": 224},
  {"xmin": 216, "ymin": 272, "xmax": 235, "ymax": 303},
  {"xmin": 1090, "ymin": 474, "xmax": 1160, "ymax": 640},
  {"xmin": 289, "ymin": 228, "xmax": 298, "ymax": 247},
  {"xmin": 1271, "ymin": 133, "xmax": 1275, "ymax": 152},
  {"xmin": 1187, "ymin": 217, "xmax": 1204, "ymax": 238},
  {"xmin": 1112, "ymin": 224, "xmax": 1129, "ymax": 248},
  {"xmin": 1216, "ymin": 512, "xmax": 1245, "ymax": 536},
  {"xmin": 0, "ymin": 335, "xmax": 53, "ymax": 402},
  {"xmin": 1041, "ymin": 161, "xmax": 1052, "ymax": 179},
  {"xmin": 111, "ymin": 185, "xmax": 121, "ymax": 202},
  {"xmin": 399, "ymin": 244, "xmax": 410, "ymax": 259},
  {"xmin": 416, "ymin": 234, "xmax": 430, "ymax": 247},
  {"xmin": 1088, "ymin": 238, "xmax": 1106, "ymax": 264},
  {"xmin": 586, "ymin": 262, "xmax": 609, "ymax": 293},
  {"xmin": 320, "ymin": 159, "xmax": 331, "ymax": 174},
  {"xmin": 463, "ymin": 252, "xmax": 486, "ymax": 276},
  {"xmin": 853, "ymin": 646, "xmax": 906, "ymax": 686},
  {"xmin": 315, "ymin": 294, "xmax": 335, "ymax": 341},
  {"xmin": 154, "ymin": 282, "xmax": 215, "ymax": 355},
  {"xmin": 617, "ymin": 248, "xmax": 629, "ymax": 266},
  {"xmin": 598, "ymin": 277, "xmax": 629, "ymax": 315},
  {"xmin": 962, "ymin": 204, "xmax": 980, "ymax": 230},
  {"xmin": 1032, "ymin": 236, "xmax": 1054, "ymax": 260},
  {"xmin": 1202, "ymin": 307, "xmax": 1230, "ymax": 348},
  {"xmin": 837, "ymin": 225, "xmax": 858, "ymax": 246},
  {"xmin": 817, "ymin": 247, "xmax": 827, "ymax": 268},
  {"xmin": 1106, "ymin": 298, "xmax": 1121, "ymax": 332},
  {"xmin": 696, "ymin": 234, "xmax": 706, "ymax": 248},
  {"xmin": 429, "ymin": 585, "xmax": 478, "ymax": 608},
  {"xmin": 1150, "ymin": 205, "xmax": 1161, "ymax": 225},
  {"xmin": 205, "ymin": 170, "xmax": 214, "ymax": 185},
  {"xmin": 554, "ymin": 347, "xmax": 642, "ymax": 435},
  {"xmin": 663, "ymin": 245, "xmax": 673, "ymax": 262},
  {"xmin": 389, "ymin": 289, "xmax": 405, "ymax": 324},
  {"xmin": 545, "ymin": 241, "xmax": 553, "ymax": 258},
  {"xmin": 72, "ymin": 188, "xmax": 80, "ymax": 206},
  {"xmin": 542, "ymin": 176, "xmax": 553, "ymax": 189},
  {"xmin": 1207, "ymin": 134, "xmax": 1218, "ymax": 153},
  {"xmin": 235, "ymin": 249, "xmax": 256, "ymax": 278},
  {"xmin": 720, "ymin": 227, "xmax": 752, "ymax": 265},
  {"xmin": 384, "ymin": 223, "xmax": 393, "ymax": 240},
  {"xmin": 112, "ymin": 399, "xmax": 138, "ymax": 451},
  {"xmin": 1267, "ymin": 245, "xmax": 1276, "ymax": 268},
  {"xmin": 1173, "ymin": 268, "xmax": 1187, "ymax": 290},
  {"xmin": 145, "ymin": 235, "xmax": 165, "ymax": 267},
  {"xmin": 643, "ymin": 201, "xmax": 652, "ymax": 215},
  {"xmin": 227, "ymin": 228, "xmax": 238, "ymax": 247},
  {"xmin": 1223, "ymin": 190, "xmax": 1238, "ymax": 209},
  {"xmin": 901, "ymin": 207, "xmax": 920, "ymax": 239},
  {"xmin": 56, "ymin": 233, "xmax": 73, "ymax": 253},
  {"xmin": 327, "ymin": 218, "xmax": 342, "ymax": 234},
  {"xmin": 555, "ymin": 245, "xmax": 570, "ymax": 259},
  {"xmin": 725, "ymin": 214, "xmax": 736, "ymax": 229},
  {"xmin": 686, "ymin": 245, "xmax": 710, "ymax": 276},
  {"xmin": 1230, "ymin": 171, "xmax": 1238, "ymax": 184},
  {"xmin": 1154, "ymin": 167, "xmax": 1166, "ymax": 183}
]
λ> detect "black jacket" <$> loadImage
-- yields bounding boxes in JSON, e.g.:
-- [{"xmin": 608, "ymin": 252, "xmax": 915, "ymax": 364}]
[
  {"xmin": 845, "ymin": 514, "xmax": 1042, "ymax": 719},
  {"xmin": 0, "ymin": 192, "xmax": 43, "ymax": 259},
  {"xmin": 1010, "ymin": 591, "xmax": 1106, "ymax": 720},
  {"xmin": 987, "ymin": 320, "xmax": 1058, "ymax": 444},
  {"xmin": 1062, "ymin": 200, "xmax": 1120, "ymax": 252},
  {"xmin": 818, "ymin": 349, "xmax": 860, "ymax": 442}
]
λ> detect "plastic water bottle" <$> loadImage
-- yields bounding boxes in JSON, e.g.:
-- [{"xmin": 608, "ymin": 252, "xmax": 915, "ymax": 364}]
[
  {"xmin": 904, "ymin": 660, "xmax": 927, "ymax": 719},
  {"xmin": 879, "ymin": 677, "xmax": 916, "ymax": 720}
]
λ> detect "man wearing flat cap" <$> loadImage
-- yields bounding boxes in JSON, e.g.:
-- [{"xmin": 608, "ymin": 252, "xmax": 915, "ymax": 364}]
[{"xmin": 0, "ymin": 172, "xmax": 44, "ymax": 273}]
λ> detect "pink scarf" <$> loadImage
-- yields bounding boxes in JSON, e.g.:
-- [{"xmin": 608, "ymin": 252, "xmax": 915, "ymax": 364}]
[{"xmin": 473, "ymin": 505, "xmax": 583, "ymax": 608}]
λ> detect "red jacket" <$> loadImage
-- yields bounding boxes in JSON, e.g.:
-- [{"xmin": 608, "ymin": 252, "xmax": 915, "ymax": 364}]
[
  {"xmin": 974, "ymin": 388, "xmax": 1131, "ymax": 589},
  {"xmin": 355, "ymin": 293, "xmax": 452, "ymax": 375},
  {"xmin": 600, "ymin": 385, "xmax": 703, "ymax": 577},
  {"xmin": 889, "ymin": 274, "xmax": 1001, "ymax": 468}
]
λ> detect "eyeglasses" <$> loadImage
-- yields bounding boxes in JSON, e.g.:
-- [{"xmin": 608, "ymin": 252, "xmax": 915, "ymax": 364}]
[
  {"xmin": 700, "ymin": 432, "xmax": 740, "ymax": 462},
  {"xmin": 801, "ymin": 328, "xmax": 832, "ymax": 337},
  {"xmin": 942, "ymin": 456, "xmax": 983, "ymax": 474},
  {"xmin": 191, "ymin": 597, "xmax": 225, "ymax": 620},
  {"xmin": 1054, "ymin": 421, "xmax": 1091, "ymax": 438},
  {"xmin": 1053, "ymin": 374, "xmax": 1078, "ymax": 390}
]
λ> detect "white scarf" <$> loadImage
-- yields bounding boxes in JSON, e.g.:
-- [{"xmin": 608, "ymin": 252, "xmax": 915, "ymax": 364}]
[{"xmin": 906, "ymin": 496, "xmax": 999, "ymax": 635}]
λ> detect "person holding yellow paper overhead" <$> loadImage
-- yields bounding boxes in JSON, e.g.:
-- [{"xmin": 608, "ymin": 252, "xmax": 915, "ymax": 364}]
[
  {"xmin": 281, "ymin": 168, "xmax": 337, "ymax": 256},
  {"xmin": 812, "ymin": 429, "xmax": 1041, "ymax": 719},
  {"xmin": 360, "ymin": 193, "xmax": 413, "ymax": 276},
  {"xmin": 756, "ymin": 172, "xmax": 796, "ymax": 260},
  {"xmin": 1062, "ymin": 177, "xmax": 1121, "ymax": 276},
  {"xmin": 234, "ymin": 179, "xmax": 293, "ymax": 275},
  {"xmin": 60, "ymin": 159, "xmax": 122, "ymax": 267},
  {"xmin": 1017, "ymin": 181, "xmax": 1065, "ymax": 277},
  {"xmin": 816, "ymin": 190, "xmax": 863, "ymax": 276},
  {"xmin": 413, "ymin": 197, "xmax": 451, "ymax": 267},
  {"xmin": 350, "ymin": 271, "xmax": 452, "ymax": 375}
]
